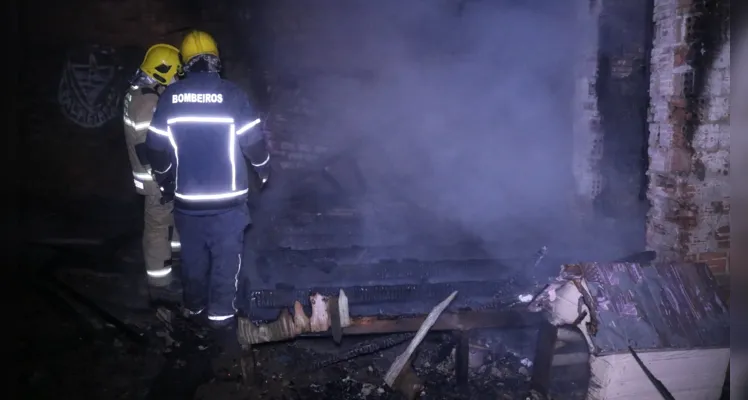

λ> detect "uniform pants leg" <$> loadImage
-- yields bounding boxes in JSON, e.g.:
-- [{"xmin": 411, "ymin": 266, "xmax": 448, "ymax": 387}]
[
  {"xmin": 170, "ymin": 226, "xmax": 181, "ymax": 252},
  {"xmin": 143, "ymin": 195, "xmax": 174, "ymax": 287},
  {"xmin": 205, "ymin": 206, "xmax": 250, "ymax": 320},
  {"xmin": 173, "ymin": 212, "xmax": 210, "ymax": 313}
]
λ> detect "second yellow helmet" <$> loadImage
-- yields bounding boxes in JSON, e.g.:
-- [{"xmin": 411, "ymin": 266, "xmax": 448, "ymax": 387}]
[
  {"xmin": 181, "ymin": 30, "xmax": 219, "ymax": 63},
  {"xmin": 140, "ymin": 44, "xmax": 182, "ymax": 84}
]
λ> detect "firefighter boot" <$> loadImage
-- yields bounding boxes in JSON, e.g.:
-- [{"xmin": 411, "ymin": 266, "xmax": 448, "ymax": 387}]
[
  {"xmin": 148, "ymin": 261, "xmax": 183, "ymax": 307},
  {"xmin": 208, "ymin": 316, "xmax": 241, "ymax": 355}
]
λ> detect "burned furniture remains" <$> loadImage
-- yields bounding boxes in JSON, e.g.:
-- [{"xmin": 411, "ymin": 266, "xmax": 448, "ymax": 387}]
[
  {"xmin": 236, "ymin": 289, "xmax": 546, "ymax": 393},
  {"xmin": 528, "ymin": 262, "xmax": 730, "ymax": 400},
  {"xmin": 236, "ymin": 260, "xmax": 729, "ymax": 399}
]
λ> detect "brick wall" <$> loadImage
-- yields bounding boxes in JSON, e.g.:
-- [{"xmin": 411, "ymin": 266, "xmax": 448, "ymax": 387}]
[
  {"xmin": 646, "ymin": 0, "xmax": 730, "ymax": 275},
  {"xmin": 212, "ymin": 0, "xmax": 335, "ymax": 175}
]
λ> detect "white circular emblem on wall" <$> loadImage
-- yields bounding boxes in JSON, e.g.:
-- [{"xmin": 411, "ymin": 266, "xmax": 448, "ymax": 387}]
[{"xmin": 58, "ymin": 45, "xmax": 123, "ymax": 128}]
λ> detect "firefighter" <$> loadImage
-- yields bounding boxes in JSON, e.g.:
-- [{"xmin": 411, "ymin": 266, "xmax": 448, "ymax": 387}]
[
  {"xmin": 145, "ymin": 30, "xmax": 271, "ymax": 329},
  {"xmin": 123, "ymin": 43, "xmax": 183, "ymax": 301}
]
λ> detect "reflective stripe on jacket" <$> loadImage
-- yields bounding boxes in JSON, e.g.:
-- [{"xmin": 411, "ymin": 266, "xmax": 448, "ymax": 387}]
[
  {"xmin": 145, "ymin": 72, "xmax": 270, "ymax": 215},
  {"xmin": 123, "ymin": 85, "xmax": 161, "ymax": 196}
]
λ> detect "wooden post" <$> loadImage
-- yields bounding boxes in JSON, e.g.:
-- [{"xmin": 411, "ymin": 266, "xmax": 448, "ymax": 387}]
[
  {"xmin": 530, "ymin": 320, "xmax": 558, "ymax": 396},
  {"xmin": 454, "ymin": 330, "xmax": 470, "ymax": 388}
]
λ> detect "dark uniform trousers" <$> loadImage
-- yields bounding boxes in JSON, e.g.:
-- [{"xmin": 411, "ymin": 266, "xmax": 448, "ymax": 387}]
[{"xmin": 174, "ymin": 205, "xmax": 250, "ymax": 318}]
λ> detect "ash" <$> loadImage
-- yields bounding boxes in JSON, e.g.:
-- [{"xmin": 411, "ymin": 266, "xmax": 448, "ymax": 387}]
[
  {"xmin": 18, "ymin": 281, "xmax": 560, "ymax": 400},
  {"xmin": 197, "ymin": 334, "xmax": 537, "ymax": 400}
]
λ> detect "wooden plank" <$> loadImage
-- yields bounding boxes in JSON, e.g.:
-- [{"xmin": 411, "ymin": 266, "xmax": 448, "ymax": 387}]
[
  {"xmin": 588, "ymin": 348, "xmax": 729, "ymax": 400},
  {"xmin": 567, "ymin": 262, "xmax": 729, "ymax": 353},
  {"xmin": 384, "ymin": 291, "xmax": 457, "ymax": 387}
]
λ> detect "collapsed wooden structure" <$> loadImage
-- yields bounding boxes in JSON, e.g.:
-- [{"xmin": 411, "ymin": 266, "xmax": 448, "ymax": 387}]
[
  {"xmin": 236, "ymin": 261, "xmax": 730, "ymax": 399},
  {"xmin": 529, "ymin": 261, "xmax": 730, "ymax": 399}
]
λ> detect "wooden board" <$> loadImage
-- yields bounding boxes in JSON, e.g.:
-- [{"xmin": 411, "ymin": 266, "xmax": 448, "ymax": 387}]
[
  {"xmin": 561, "ymin": 262, "xmax": 730, "ymax": 353},
  {"xmin": 588, "ymin": 348, "xmax": 729, "ymax": 400},
  {"xmin": 535, "ymin": 262, "xmax": 731, "ymax": 399}
]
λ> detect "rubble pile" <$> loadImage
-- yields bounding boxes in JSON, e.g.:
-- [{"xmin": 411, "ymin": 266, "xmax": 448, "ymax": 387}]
[{"xmin": 195, "ymin": 334, "xmax": 539, "ymax": 399}]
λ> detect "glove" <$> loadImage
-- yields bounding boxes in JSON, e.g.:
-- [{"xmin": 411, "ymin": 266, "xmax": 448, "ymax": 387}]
[
  {"xmin": 160, "ymin": 191, "xmax": 174, "ymax": 205},
  {"xmin": 256, "ymin": 166, "xmax": 270, "ymax": 190},
  {"xmin": 158, "ymin": 180, "xmax": 176, "ymax": 205}
]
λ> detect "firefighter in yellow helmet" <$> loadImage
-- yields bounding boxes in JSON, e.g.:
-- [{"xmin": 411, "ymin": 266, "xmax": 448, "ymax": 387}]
[
  {"xmin": 122, "ymin": 43, "xmax": 183, "ymax": 303},
  {"xmin": 180, "ymin": 30, "xmax": 220, "ymax": 62},
  {"xmin": 146, "ymin": 31, "xmax": 271, "ymax": 331}
]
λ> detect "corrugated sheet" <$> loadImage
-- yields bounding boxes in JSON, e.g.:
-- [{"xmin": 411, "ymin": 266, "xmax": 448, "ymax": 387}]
[{"xmin": 565, "ymin": 262, "xmax": 729, "ymax": 354}]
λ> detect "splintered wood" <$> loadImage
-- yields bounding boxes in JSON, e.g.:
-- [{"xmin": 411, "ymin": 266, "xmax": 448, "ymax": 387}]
[
  {"xmin": 238, "ymin": 293, "xmax": 351, "ymax": 345},
  {"xmin": 384, "ymin": 291, "xmax": 458, "ymax": 387},
  {"xmin": 310, "ymin": 293, "xmax": 329, "ymax": 332}
]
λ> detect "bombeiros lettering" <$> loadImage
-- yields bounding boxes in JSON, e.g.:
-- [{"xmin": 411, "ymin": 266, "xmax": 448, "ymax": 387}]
[{"xmin": 172, "ymin": 93, "xmax": 224, "ymax": 104}]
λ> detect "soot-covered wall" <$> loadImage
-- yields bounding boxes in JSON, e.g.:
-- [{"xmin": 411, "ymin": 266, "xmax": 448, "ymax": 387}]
[
  {"xmin": 572, "ymin": 0, "xmax": 653, "ymax": 252},
  {"xmin": 646, "ymin": 0, "xmax": 730, "ymax": 276}
]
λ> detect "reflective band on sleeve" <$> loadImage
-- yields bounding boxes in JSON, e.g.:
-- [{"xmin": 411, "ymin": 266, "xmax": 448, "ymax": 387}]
[
  {"xmin": 146, "ymin": 267, "xmax": 172, "ymax": 278},
  {"xmin": 236, "ymin": 118, "xmax": 261, "ymax": 135},
  {"xmin": 124, "ymin": 117, "xmax": 151, "ymax": 131},
  {"xmin": 153, "ymin": 163, "xmax": 172, "ymax": 175},
  {"xmin": 134, "ymin": 179, "xmax": 144, "ymax": 190},
  {"xmin": 148, "ymin": 125, "xmax": 170, "ymax": 136},
  {"xmin": 133, "ymin": 171, "xmax": 153, "ymax": 181},
  {"xmin": 170, "ymin": 241, "xmax": 181, "ymax": 251},
  {"xmin": 166, "ymin": 127, "xmax": 180, "ymax": 190},
  {"xmin": 251, "ymin": 153, "xmax": 270, "ymax": 167},
  {"xmin": 207, "ymin": 314, "xmax": 235, "ymax": 321}
]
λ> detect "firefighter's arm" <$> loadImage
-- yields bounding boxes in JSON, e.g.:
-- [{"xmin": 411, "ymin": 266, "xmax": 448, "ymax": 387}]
[
  {"xmin": 145, "ymin": 97, "xmax": 175, "ymax": 189},
  {"xmin": 234, "ymin": 91, "xmax": 270, "ymax": 183},
  {"xmin": 131, "ymin": 93, "xmax": 160, "ymax": 168}
]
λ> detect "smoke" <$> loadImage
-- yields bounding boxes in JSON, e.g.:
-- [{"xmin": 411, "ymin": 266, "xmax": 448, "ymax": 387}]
[{"xmin": 260, "ymin": 0, "xmax": 597, "ymax": 260}]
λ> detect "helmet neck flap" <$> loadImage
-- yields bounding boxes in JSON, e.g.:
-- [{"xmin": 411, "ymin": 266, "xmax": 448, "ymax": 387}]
[{"xmin": 184, "ymin": 54, "xmax": 222, "ymax": 75}]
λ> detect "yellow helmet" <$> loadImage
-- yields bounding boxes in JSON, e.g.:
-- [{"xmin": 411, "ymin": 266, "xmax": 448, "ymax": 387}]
[
  {"xmin": 180, "ymin": 30, "xmax": 219, "ymax": 63},
  {"xmin": 140, "ymin": 44, "xmax": 182, "ymax": 84}
]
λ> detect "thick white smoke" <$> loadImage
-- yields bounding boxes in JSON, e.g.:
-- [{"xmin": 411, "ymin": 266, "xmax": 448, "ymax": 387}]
[{"xmin": 264, "ymin": 0, "xmax": 592, "ymax": 260}]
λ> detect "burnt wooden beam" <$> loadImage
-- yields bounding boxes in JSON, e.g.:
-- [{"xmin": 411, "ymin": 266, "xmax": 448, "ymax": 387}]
[
  {"xmin": 327, "ymin": 310, "xmax": 543, "ymax": 336},
  {"xmin": 530, "ymin": 320, "xmax": 558, "ymax": 396},
  {"xmin": 454, "ymin": 331, "xmax": 470, "ymax": 388}
]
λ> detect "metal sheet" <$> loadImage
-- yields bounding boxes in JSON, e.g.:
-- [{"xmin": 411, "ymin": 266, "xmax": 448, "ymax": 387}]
[{"xmin": 566, "ymin": 262, "xmax": 729, "ymax": 354}]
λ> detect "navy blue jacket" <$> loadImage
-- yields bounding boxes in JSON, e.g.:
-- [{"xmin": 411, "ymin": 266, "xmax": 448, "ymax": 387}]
[{"xmin": 145, "ymin": 72, "xmax": 270, "ymax": 215}]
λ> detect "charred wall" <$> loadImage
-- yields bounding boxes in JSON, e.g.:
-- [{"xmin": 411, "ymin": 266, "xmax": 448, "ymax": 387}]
[
  {"xmin": 646, "ymin": 0, "xmax": 730, "ymax": 276},
  {"xmin": 595, "ymin": 0, "xmax": 652, "ymax": 225},
  {"xmin": 571, "ymin": 0, "xmax": 653, "ymax": 258}
]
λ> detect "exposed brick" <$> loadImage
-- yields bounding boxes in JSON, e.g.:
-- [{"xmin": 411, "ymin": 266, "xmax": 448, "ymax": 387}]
[
  {"xmin": 673, "ymin": 45, "xmax": 690, "ymax": 66},
  {"xmin": 647, "ymin": 0, "xmax": 730, "ymax": 274},
  {"xmin": 707, "ymin": 259, "xmax": 727, "ymax": 274},
  {"xmin": 696, "ymin": 251, "xmax": 727, "ymax": 261}
]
